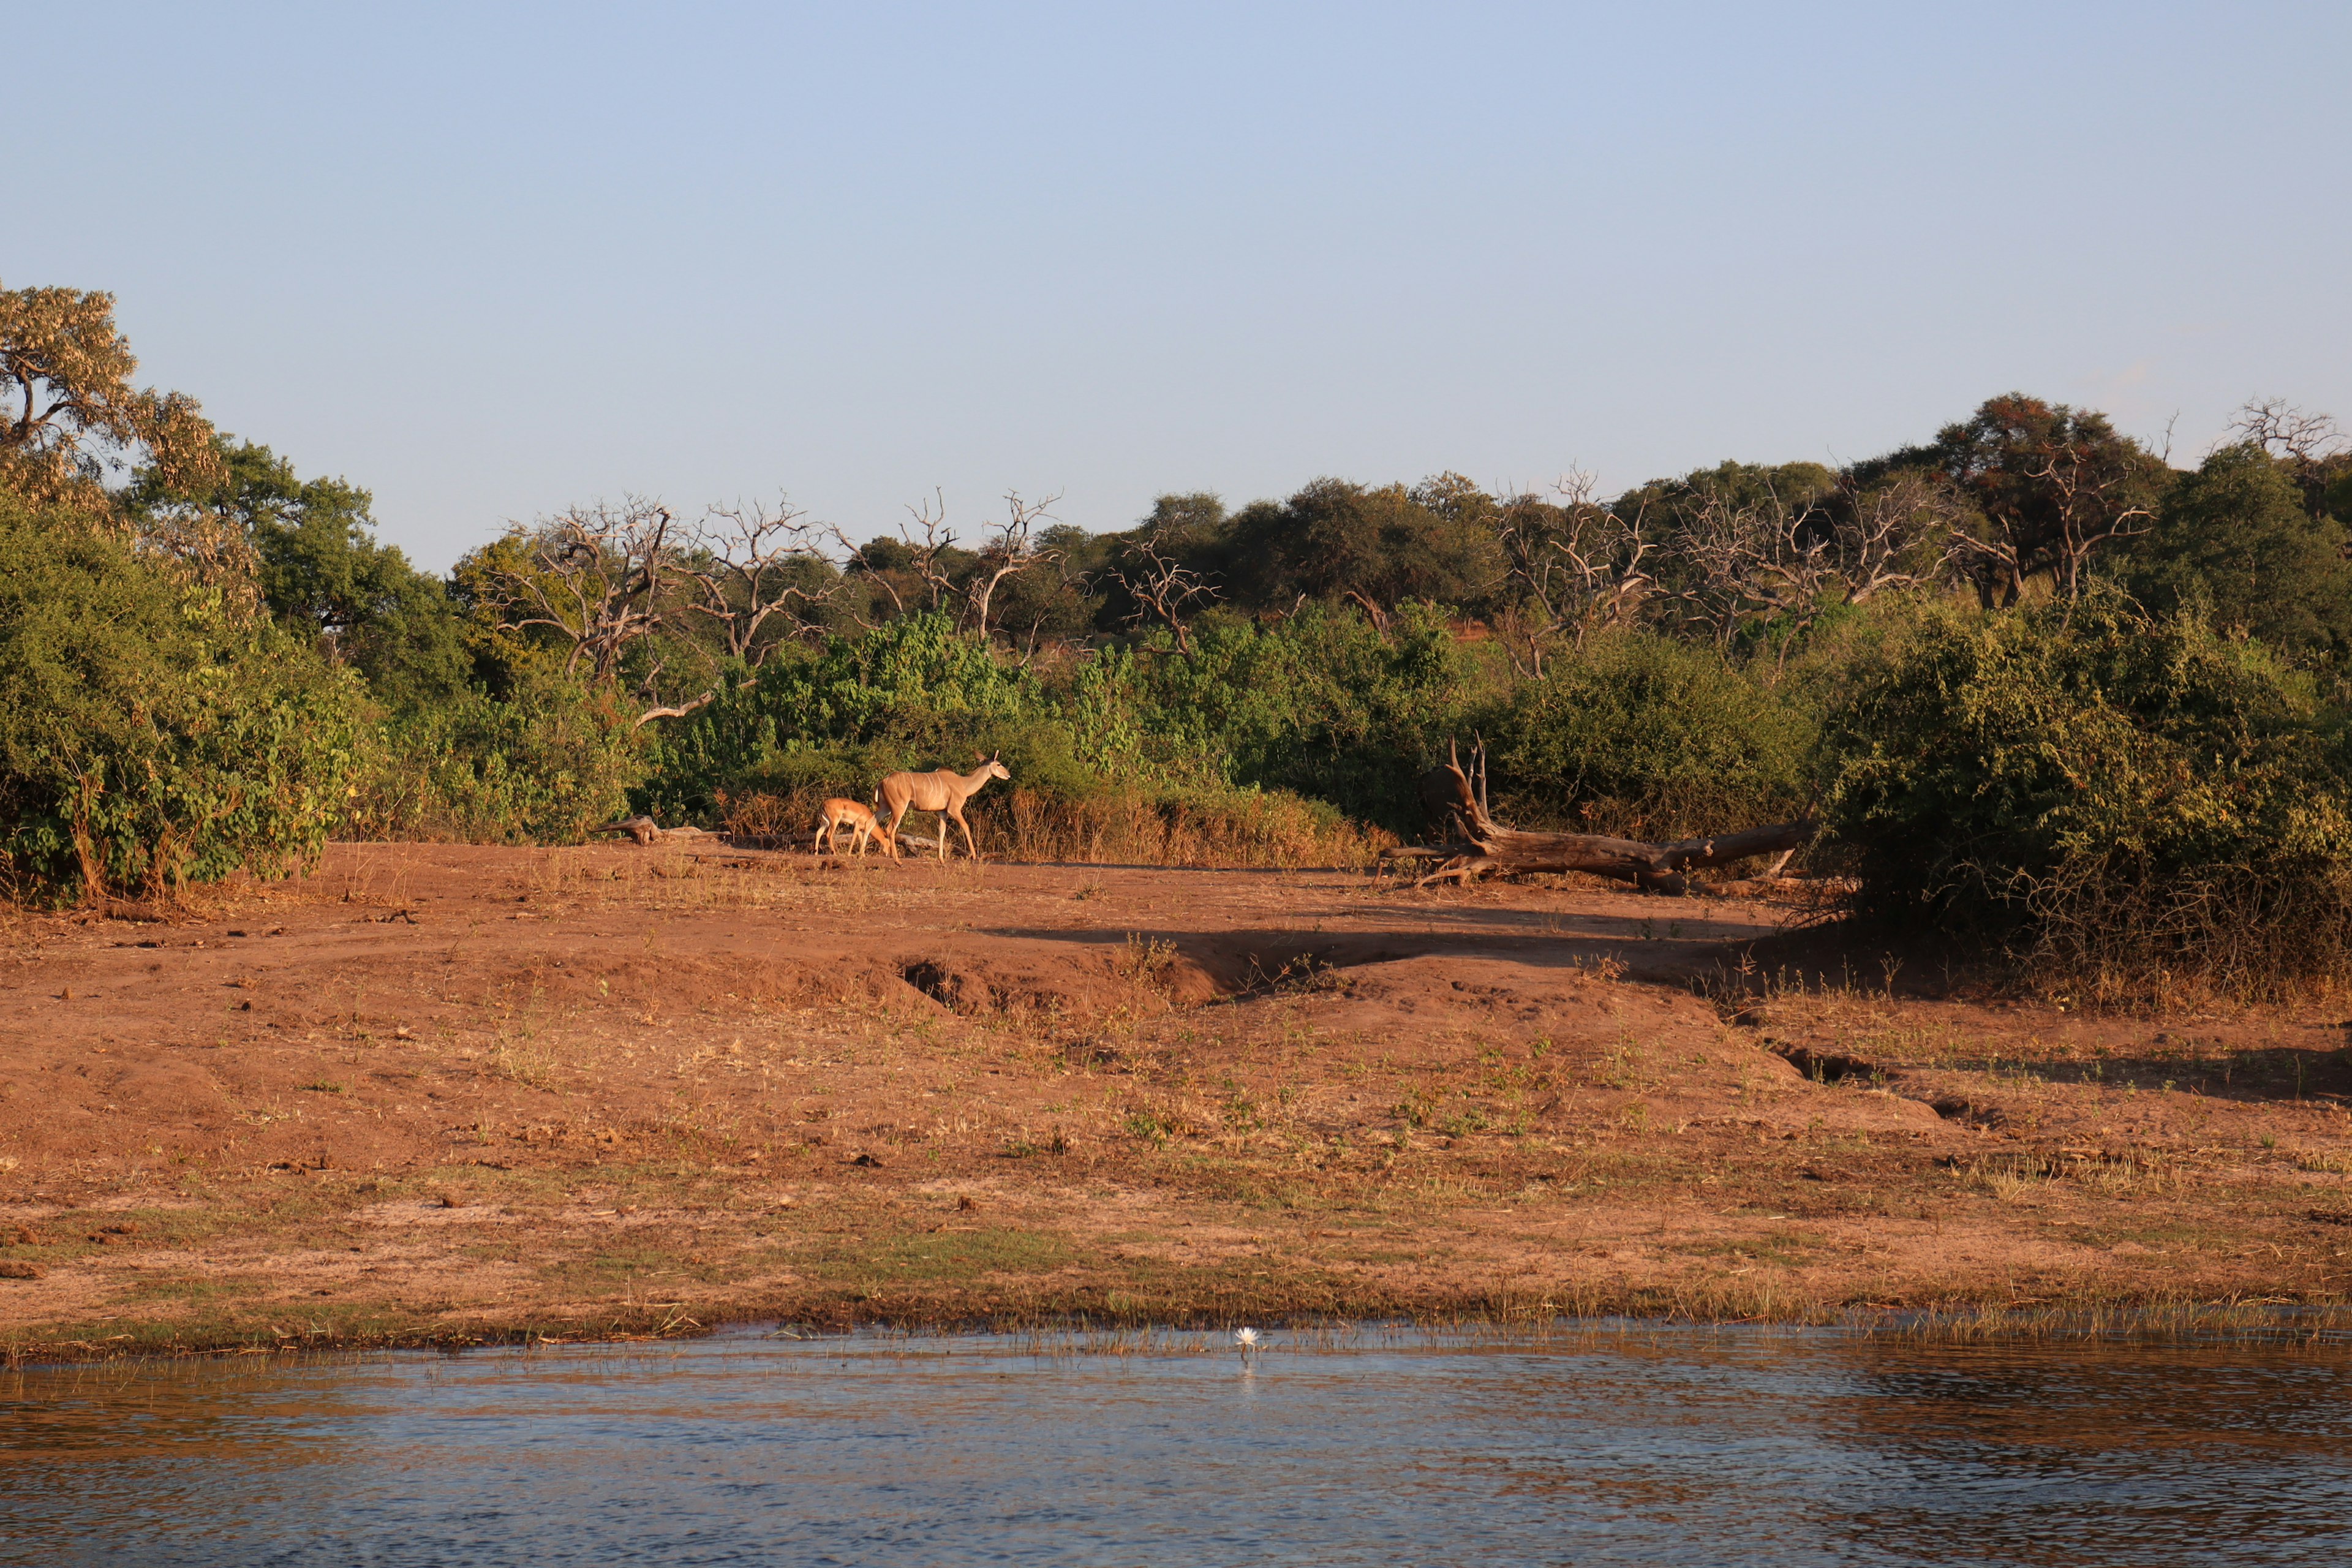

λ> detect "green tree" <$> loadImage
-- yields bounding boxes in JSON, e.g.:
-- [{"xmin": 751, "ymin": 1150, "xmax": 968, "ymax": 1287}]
[
  {"xmin": 1079, "ymin": 603, "xmax": 1472, "ymax": 831},
  {"xmin": 1880, "ymin": 394, "xmax": 2165, "ymax": 607},
  {"xmin": 129, "ymin": 439, "xmax": 469, "ymax": 706},
  {"xmin": 0, "ymin": 489, "xmax": 363, "ymax": 900},
  {"xmin": 0, "ymin": 281, "xmax": 219, "ymax": 519},
  {"xmin": 1820, "ymin": 590, "xmax": 2352, "ymax": 995},
  {"xmin": 1492, "ymin": 629, "xmax": 1811, "ymax": 839},
  {"xmin": 1225, "ymin": 476, "xmax": 1500, "ymax": 619},
  {"xmin": 2123, "ymin": 443, "xmax": 2352, "ymax": 660}
]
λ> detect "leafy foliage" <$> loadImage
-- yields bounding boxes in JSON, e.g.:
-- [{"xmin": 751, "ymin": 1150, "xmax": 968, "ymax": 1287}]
[
  {"xmin": 129, "ymin": 439, "xmax": 471, "ymax": 707},
  {"xmin": 0, "ymin": 491, "xmax": 363, "ymax": 900},
  {"xmin": 637, "ymin": 613, "xmax": 1038, "ymax": 823},
  {"xmin": 349, "ymin": 662, "xmax": 646, "ymax": 843},
  {"xmin": 1493, "ymin": 630, "xmax": 1813, "ymax": 839},
  {"xmin": 0, "ymin": 282, "xmax": 219, "ymax": 517},
  {"xmin": 1073, "ymin": 603, "xmax": 1474, "ymax": 832},
  {"xmin": 1821, "ymin": 592, "xmax": 2352, "ymax": 995},
  {"xmin": 2121, "ymin": 443, "xmax": 2352, "ymax": 662}
]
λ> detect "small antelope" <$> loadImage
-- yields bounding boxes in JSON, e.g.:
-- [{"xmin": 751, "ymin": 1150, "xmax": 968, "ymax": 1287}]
[
  {"xmin": 879, "ymin": 755, "xmax": 1012, "ymax": 861},
  {"xmin": 812, "ymin": 797, "xmax": 891, "ymax": 858}
]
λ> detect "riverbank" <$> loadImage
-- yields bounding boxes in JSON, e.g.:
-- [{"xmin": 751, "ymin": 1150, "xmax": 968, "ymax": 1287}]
[{"xmin": 6, "ymin": 843, "xmax": 2352, "ymax": 1364}]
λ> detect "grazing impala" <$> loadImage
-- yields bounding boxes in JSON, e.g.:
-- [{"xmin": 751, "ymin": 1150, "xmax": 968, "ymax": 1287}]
[
  {"xmin": 879, "ymin": 755, "xmax": 1012, "ymax": 861},
  {"xmin": 813, "ymin": 797, "xmax": 891, "ymax": 858}
]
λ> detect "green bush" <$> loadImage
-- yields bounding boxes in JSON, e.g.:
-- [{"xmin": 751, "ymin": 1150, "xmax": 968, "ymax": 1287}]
[
  {"xmin": 1820, "ymin": 591, "xmax": 2352, "ymax": 998},
  {"xmin": 638, "ymin": 613, "xmax": 1040, "ymax": 823},
  {"xmin": 1073, "ymin": 602, "xmax": 1474, "ymax": 833},
  {"xmin": 0, "ymin": 494, "xmax": 364, "ymax": 900},
  {"xmin": 1491, "ymin": 629, "xmax": 1813, "ymax": 839},
  {"xmin": 350, "ymin": 662, "xmax": 645, "ymax": 843}
]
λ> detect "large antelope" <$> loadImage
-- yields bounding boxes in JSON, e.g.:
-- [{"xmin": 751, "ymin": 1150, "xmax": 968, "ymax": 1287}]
[
  {"xmin": 812, "ymin": 797, "xmax": 891, "ymax": 858},
  {"xmin": 879, "ymin": 755, "xmax": 1012, "ymax": 861}
]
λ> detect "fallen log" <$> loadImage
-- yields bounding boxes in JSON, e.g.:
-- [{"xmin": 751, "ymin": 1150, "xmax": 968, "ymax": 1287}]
[
  {"xmin": 590, "ymin": 816, "xmax": 721, "ymax": 847},
  {"xmin": 1391, "ymin": 744, "xmax": 1817, "ymax": 895}
]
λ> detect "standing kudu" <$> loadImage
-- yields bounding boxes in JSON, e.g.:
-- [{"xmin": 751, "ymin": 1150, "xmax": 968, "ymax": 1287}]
[{"xmin": 878, "ymin": 755, "xmax": 1012, "ymax": 861}]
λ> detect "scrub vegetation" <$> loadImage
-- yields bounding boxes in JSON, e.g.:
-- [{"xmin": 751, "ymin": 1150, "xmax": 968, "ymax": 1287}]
[
  {"xmin": 12, "ymin": 281, "xmax": 2352, "ymax": 1355},
  {"xmin": 12, "ymin": 284, "xmax": 2352, "ymax": 995}
]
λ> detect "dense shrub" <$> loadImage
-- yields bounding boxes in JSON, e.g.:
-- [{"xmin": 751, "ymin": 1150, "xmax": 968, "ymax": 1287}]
[
  {"xmin": 348, "ymin": 662, "xmax": 644, "ymax": 843},
  {"xmin": 641, "ymin": 605, "xmax": 1476, "ymax": 844},
  {"xmin": 990, "ymin": 783, "xmax": 1388, "ymax": 867},
  {"xmin": 638, "ymin": 614, "xmax": 1040, "ymax": 824},
  {"xmin": 0, "ymin": 495, "xmax": 364, "ymax": 900},
  {"xmin": 1074, "ymin": 603, "xmax": 1474, "ymax": 833},
  {"xmin": 1491, "ymin": 629, "xmax": 1814, "ymax": 839},
  {"xmin": 1820, "ymin": 592, "xmax": 2352, "ymax": 998}
]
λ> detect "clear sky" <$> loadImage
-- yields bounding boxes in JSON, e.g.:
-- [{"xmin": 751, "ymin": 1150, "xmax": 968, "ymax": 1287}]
[{"xmin": 10, "ymin": 2, "xmax": 2348, "ymax": 568}]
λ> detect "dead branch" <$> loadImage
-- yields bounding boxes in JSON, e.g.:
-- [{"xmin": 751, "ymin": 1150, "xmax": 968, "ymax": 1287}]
[
  {"xmin": 590, "ymin": 816, "xmax": 720, "ymax": 846},
  {"xmin": 682, "ymin": 497, "xmax": 836, "ymax": 664},
  {"xmin": 1488, "ymin": 473, "xmax": 1654, "ymax": 677},
  {"xmin": 491, "ymin": 498, "xmax": 680, "ymax": 680},
  {"xmin": 2232, "ymin": 398, "xmax": 2346, "ymax": 467},
  {"xmin": 835, "ymin": 489, "xmax": 962, "ymax": 622},
  {"xmin": 1109, "ymin": 533, "xmax": 1219, "ymax": 655},
  {"xmin": 962, "ymin": 489, "xmax": 1064, "ymax": 638},
  {"xmin": 1341, "ymin": 589, "xmax": 1391, "ymax": 639},
  {"xmin": 632, "ymin": 687, "xmax": 725, "ymax": 729},
  {"xmin": 1396, "ymin": 744, "xmax": 1814, "ymax": 895}
]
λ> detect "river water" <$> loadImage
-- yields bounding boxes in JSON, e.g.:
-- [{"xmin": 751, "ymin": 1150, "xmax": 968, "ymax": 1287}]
[{"xmin": 6, "ymin": 1325, "xmax": 2350, "ymax": 1566}]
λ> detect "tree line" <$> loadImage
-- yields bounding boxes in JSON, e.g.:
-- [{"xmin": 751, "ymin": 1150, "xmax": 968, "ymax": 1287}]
[{"xmin": 9, "ymin": 277, "xmax": 2352, "ymax": 998}]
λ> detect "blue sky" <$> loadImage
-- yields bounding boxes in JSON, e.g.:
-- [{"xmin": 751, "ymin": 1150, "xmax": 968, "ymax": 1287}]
[{"xmin": 10, "ymin": 2, "xmax": 2348, "ymax": 567}]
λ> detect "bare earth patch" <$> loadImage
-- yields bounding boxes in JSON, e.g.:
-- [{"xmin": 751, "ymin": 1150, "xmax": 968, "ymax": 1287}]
[{"xmin": 5, "ymin": 841, "xmax": 2352, "ymax": 1361}]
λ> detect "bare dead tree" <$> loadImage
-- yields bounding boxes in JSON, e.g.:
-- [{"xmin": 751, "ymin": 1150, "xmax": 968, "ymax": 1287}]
[
  {"xmin": 2232, "ymin": 398, "xmax": 2346, "ymax": 467},
  {"xmin": 2034, "ymin": 446, "xmax": 2157, "ymax": 601},
  {"xmin": 832, "ymin": 488, "xmax": 962, "ymax": 625},
  {"xmin": 897, "ymin": 489, "xmax": 964, "ymax": 614},
  {"xmin": 1665, "ymin": 472, "xmax": 1956, "ymax": 662},
  {"xmin": 1833, "ymin": 469, "xmax": 1952, "ymax": 605},
  {"xmin": 1489, "ymin": 472, "xmax": 1655, "ymax": 677},
  {"xmin": 491, "ymin": 498, "xmax": 680, "ymax": 681},
  {"xmin": 828, "ymin": 488, "xmax": 1068, "ymax": 640},
  {"xmin": 489, "ymin": 494, "xmax": 848, "ymax": 729},
  {"xmin": 1662, "ymin": 484, "xmax": 1835, "ymax": 651},
  {"xmin": 2231, "ymin": 398, "xmax": 2348, "ymax": 522},
  {"xmin": 962, "ymin": 489, "xmax": 1064, "ymax": 638},
  {"xmin": 1110, "ymin": 533, "xmax": 1221, "ymax": 654},
  {"xmin": 681, "ymin": 496, "xmax": 837, "ymax": 665}
]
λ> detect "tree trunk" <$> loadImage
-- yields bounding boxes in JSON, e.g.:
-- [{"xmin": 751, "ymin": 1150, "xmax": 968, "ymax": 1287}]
[{"xmin": 1394, "ymin": 746, "xmax": 1815, "ymax": 895}]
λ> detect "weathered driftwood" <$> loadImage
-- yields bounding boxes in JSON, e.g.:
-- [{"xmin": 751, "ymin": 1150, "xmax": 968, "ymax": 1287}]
[
  {"xmin": 1392, "ymin": 744, "xmax": 1815, "ymax": 895},
  {"xmin": 590, "ymin": 816, "xmax": 720, "ymax": 847}
]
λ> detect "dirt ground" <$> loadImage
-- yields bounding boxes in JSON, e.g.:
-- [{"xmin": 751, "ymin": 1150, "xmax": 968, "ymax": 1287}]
[{"xmin": 6, "ymin": 840, "xmax": 2352, "ymax": 1362}]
